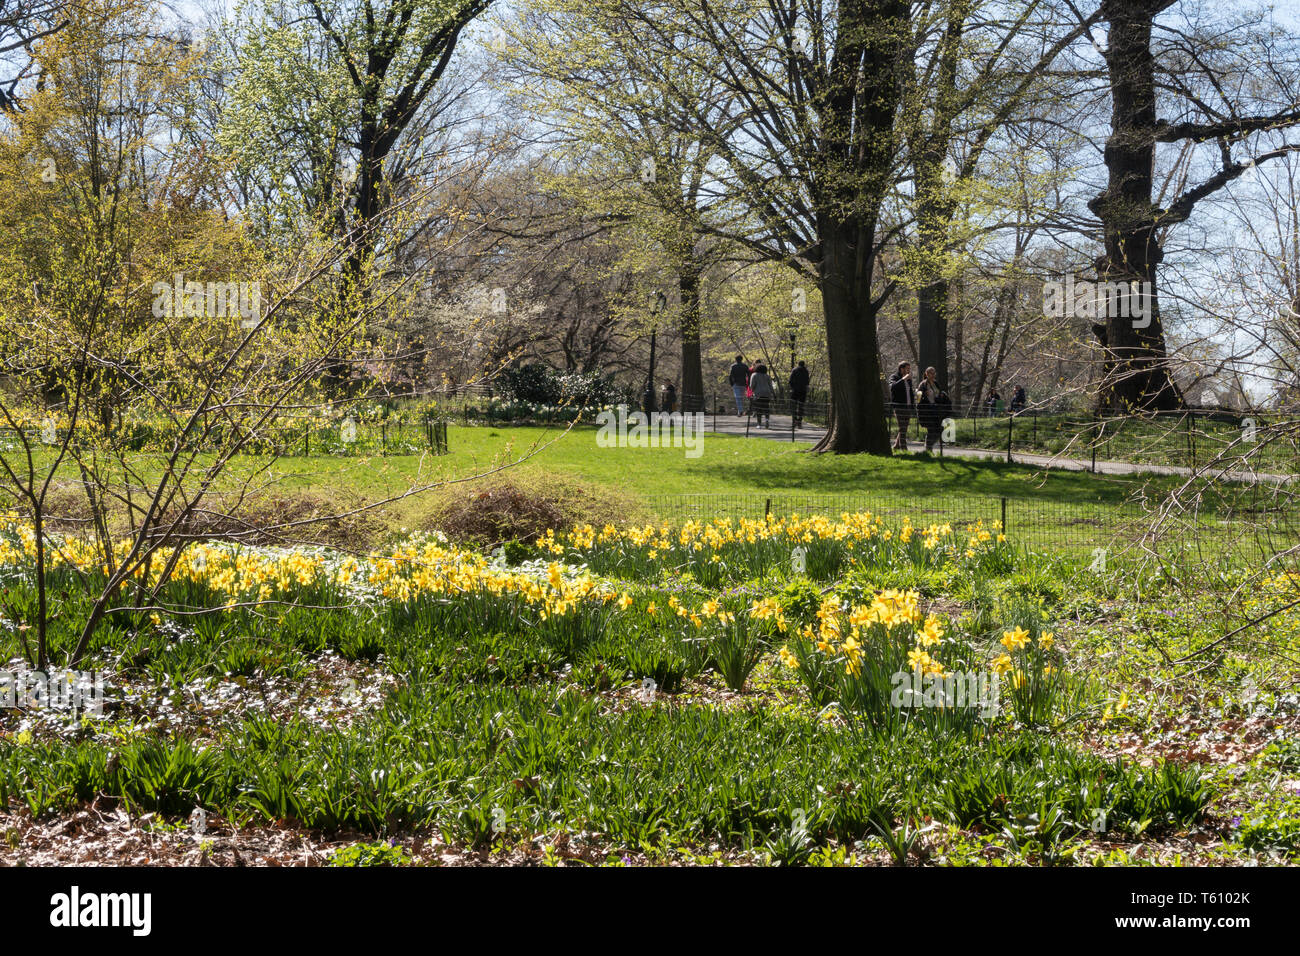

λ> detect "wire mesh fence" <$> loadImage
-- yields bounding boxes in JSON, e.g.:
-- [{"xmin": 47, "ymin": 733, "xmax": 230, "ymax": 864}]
[
  {"xmin": 680, "ymin": 392, "xmax": 831, "ymax": 429},
  {"xmin": 638, "ymin": 491, "xmax": 1300, "ymax": 565},
  {"xmin": 931, "ymin": 408, "xmax": 1298, "ymax": 476}
]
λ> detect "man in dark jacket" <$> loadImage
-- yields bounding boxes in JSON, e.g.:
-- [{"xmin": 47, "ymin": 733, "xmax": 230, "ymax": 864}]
[
  {"xmin": 788, "ymin": 361, "xmax": 810, "ymax": 427},
  {"xmin": 728, "ymin": 356, "xmax": 749, "ymax": 415},
  {"xmin": 887, "ymin": 361, "xmax": 915, "ymax": 450}
]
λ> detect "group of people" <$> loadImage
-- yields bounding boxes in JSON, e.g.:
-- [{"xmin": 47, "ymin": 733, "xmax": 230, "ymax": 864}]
[
  {"xmin": 728, "ymin": 356, "xmax": 810, "ymax": 428},
  {"xmin": 888, "ymin": 361, "xmax": 953, "ymax": 453},
  {"xmin": 984, "ymin": 385, "xmax": 1027, "ymax": 417},
  {"xmin": 695, "ymin": 355, "xmax": 1022, "ymax": 446}
]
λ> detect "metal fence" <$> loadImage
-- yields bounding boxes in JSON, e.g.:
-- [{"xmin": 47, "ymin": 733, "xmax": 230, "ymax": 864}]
[
  {"xmin": 638, "ymin": 491, "xmax": 1300, "ymax": 564},
  {"xmin": 921, "ymin": 408, "xmax": 1298, "ymax": 476}
]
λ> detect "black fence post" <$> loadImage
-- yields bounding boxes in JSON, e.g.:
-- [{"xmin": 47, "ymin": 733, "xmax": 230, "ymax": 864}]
[
  {"xmin": 1001, "ymin": 496, "xmax": 1007, "ymax": 536},
  {"xmin": 1091, "ymin": 414, "xmax": 1098, "ymax": 473},
  {"xmin": 1006, "ymin": 412, "xmax": 1013, "ymax": 464}
]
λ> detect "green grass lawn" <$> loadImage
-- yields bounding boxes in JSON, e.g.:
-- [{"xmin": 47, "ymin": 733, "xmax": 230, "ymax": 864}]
[
  {"xmin": 255, "ymin": 424, "xmax": 1293, "ymax": 560},
  {"xmin": 9, "ymin": 423, "xmax": 1293, "ymax": 562},
  {"xmin": 256, "ymin": 421, "xmax": 1170, "ymax": 503}
]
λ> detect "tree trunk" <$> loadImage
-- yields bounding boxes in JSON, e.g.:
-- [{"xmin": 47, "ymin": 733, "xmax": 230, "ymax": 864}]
[
  {"xmin": 815, "ymin": 223, "xmax": 892, "ymax": 455},
  {"xmin": 678, "ymin": 265, "xmax": 704, "ymax": 410},
  {"xmin": 914, "ymin": 157, "xmax": 955, "ymax": 389},
  {"xmin": 918, "ymin": 275, "xmax": 949, "ymax": 388},
  {"xmin": 951, "ymin": 275, "xmax": 965, "ymax": 405},
  {"xmin": 1089, "ymin": 0, "xmax": 1183, "ymax": 413},
  {"xmin": 810, "ymin": 0, "xmax": 908, "ymax": 455}
]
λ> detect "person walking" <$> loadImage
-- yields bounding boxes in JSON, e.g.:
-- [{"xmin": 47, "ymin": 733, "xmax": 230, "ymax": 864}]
[
  {"xmin": 888, "ymin": 361, "xmax": 915, "ymax": 450},
  {"xmin": 728, "ymin": 356, "xmax": 748, "ymax": 415},
  {"xmin": 661, "ymin": 381, "xmax": 677, "ymax": 413},
  {"xmin": 749, "ymin": 364, "xmax": 776, "ymax": 427},
  {"xmin": 917, "ymin": 366, "xmax": 945, "ymax": 453},
  {"xmin": 788, "ymin": 360, "xmax": 810, "ymax": 428}
]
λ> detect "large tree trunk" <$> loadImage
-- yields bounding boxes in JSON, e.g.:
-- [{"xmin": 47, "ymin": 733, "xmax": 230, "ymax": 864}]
[
  {"xmin": 810, "ymin": 0, "xmax": 908, "ymax": 455},
  {"xmin": 678, "ymin": 265, "xmax": 704, "ymax": 410},
  {"xmin": 917, "ymin": 275, "xmax": 949, "ymax": 388},
  {"xmin": 816, "ymin": 222, "xmax": 892, "ymax": 455},
  {"xmin": 951, "ymin": 275, "xmax": 965, "ymax": 405},
  {"xmin": 1089, "ymin": 0, "xmax": 1183, "ymax": 413},
  {"xmin": 913, "ymin": 153, "xmax": 958, "ymax": 392}
]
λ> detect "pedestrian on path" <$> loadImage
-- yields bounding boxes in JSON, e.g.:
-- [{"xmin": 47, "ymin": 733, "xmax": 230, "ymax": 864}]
[
  {"xmin": 917, "ymin": 366, "xmax": 947, "ymax": 453},
  {"xmin": 888, "ymin": 361, "xmax": 915, "ymax": 450},
  {"xmin": 728, "ymin": 356, "xmax": 748, "ymax": 415},
  {"xmin": 749, "ymin": 364, "xmax": 776, "ymax": 427},
  {"xmin": 789, "ymin": 361, "xmax": 810, "ymax": 428}
]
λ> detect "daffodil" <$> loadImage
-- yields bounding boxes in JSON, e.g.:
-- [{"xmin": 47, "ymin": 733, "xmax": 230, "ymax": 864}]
[{"xmin": 1000, "ymin": 626, "xmax": 1031, "ymax": 652}]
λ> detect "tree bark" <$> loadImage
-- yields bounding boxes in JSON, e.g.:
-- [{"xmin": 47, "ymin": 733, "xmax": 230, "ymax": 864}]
[
  {"xmin": 810, "ymin": 0, "xmax": 909, "ymax": 455},
  {"xmin": 1089, "ymin": 0, "xmax": 1184, "ymax": 412},
  {"xmin": 678, "ymin": 265, "xmax": 704, "ymax": 410},
  {"xmin": 817, "ymin": 221, "xmax": 892, "ymax": 455}
]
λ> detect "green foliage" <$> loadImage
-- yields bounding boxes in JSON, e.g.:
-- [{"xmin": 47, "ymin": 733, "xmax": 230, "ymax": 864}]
[
  {"xmin": 498, "ymin": 364, "xmax": 618, "ymax": 408},
  {"xmin": 1235, "ymin": 791, "xmax": 1300, "ymax": 856},
  {"xmin": 327, "ymin": 841, "xmax": 414, "ymax": 867}
]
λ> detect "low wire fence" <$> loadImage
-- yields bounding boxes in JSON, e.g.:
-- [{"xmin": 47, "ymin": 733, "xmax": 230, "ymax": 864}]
[
  {"xmin": 680, "ymin": 391, "xmax": 832, "ymax": 429},
  {"xmin": 639, "ymin": 491, "xmax": 1300, "ymax": 565},
  {"xmin": 926, "ymin": 408, "xmax": 1299, "ymax": 476}
]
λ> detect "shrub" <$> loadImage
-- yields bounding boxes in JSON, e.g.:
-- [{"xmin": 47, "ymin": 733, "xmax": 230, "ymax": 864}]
[
  {"xmin": 431, "ymin": 484, "xmax": 567, "ymax": 546},
  {"xmin": 428, "ymin": 477, "xmax": 643, "ymax": 546},
  {"xmin": 497, "ymin": 364, "xmax": 617, "ymax": 408}
]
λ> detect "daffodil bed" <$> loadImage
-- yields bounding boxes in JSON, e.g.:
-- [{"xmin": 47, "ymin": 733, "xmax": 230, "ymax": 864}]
[{"xmin": 0, "ymin": 509, "xmax": 1296, "ymax": 866}]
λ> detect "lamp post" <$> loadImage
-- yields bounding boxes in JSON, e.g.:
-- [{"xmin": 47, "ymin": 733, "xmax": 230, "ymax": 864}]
[
  {"xmin": 787, "ymin": 329, "xmax": 798, "ymax": 433},
  {"xmin": 644, "ymin": 291, "xmax": 666, "ymax": 413}
]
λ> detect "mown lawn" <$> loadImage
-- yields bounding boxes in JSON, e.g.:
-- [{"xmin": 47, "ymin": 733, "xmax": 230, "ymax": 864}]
[{"xmin": 8, "ymin": 423, "xmax": 1289, "ymax": 562}]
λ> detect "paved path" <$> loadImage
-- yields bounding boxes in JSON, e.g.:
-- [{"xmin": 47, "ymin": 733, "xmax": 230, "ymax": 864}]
[{"xmin": 704, "ymin": 411, "xmax": 1292, "ymax": 484}]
